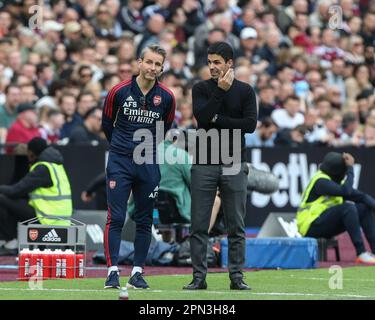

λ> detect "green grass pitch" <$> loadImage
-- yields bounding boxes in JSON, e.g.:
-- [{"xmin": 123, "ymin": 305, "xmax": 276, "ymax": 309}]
[{"xmin": 0, "ymin": 267, "xmax": 374, "ymax": 300}]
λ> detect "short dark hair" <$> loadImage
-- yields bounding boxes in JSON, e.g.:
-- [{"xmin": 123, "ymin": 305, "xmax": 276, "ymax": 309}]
[
  {"xmin": 342, "ymin": 112, "xmax": 358, "ymax": 128},
  {"xmin": 84, "ymin": 106, "xmax": 101, "ymax": 120},
  {"xmin": 5, "ymin": 83, "xmax": 20, "ymax": 94},
  {"xmin": 78, "ymin": 65, "xmax": 92, "ymax": 75},
  {"xmin": 261, "ymin": 117, "xmax": 277, "ymax": 128},
  {"xmin": 36, "ymin": 62, "xmax": 50, "ymax": 75},
  {"xmin": 78, "ymin": 91, "xmax": 95, "ymax": 102},
  {"xmin": 207, "ymin": 41, "xmax": 233, "ymax": 62},
  {"xmin": 58, "ymin": 92, "xmax": 76, "ymax": 104}
]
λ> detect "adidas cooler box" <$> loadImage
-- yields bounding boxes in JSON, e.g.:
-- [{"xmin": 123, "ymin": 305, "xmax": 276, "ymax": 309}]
[{"xmin": 221, "ymin": 237, "xmax": 318, "ymax": 269}]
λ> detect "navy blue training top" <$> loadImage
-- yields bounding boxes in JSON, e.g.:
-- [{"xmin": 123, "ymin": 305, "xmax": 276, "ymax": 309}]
[{"xmin": 102, "ymin": 76, "xmax": 176, "ymax": 157}]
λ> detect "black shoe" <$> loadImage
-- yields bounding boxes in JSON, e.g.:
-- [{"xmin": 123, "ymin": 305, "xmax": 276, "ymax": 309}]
[
  {"xmin": 183, "ymin": 278, "xmax": 207, "ymax": 290},
  {"xmin": 126, "ymin": 272, "xmax": 150, "ymax": 289},
  {"xmin": 230, "ymin": 278, "xmax": 251, "ymax": 290},
  {"xmin": 0, "ymin": 247, "xmax": 18, "ymax": 257},
  {"xmin": 104, "ymin": 271, "xmax": 120, "ymax": 289}
]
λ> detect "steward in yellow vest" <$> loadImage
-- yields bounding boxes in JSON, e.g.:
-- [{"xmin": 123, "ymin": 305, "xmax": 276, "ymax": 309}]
[
  {"xmin": 297, "ymin": 151, "xmax": 375, "ymax": 264},
  {"xmin": 0, "ymin": 138, "xmax": 72, "ymax": 255}
]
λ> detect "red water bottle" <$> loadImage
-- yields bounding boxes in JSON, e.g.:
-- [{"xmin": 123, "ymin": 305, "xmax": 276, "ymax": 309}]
[
  {"xmin": 51, "ymin": 249, "xmax": 62, "ymax": 279},
  {"xmin": 40, "ymin": 250, "xmax": 52, "ymax": 280},
  {"xmin": 30, "ymin": 249, "xmax": 43, "ymax": 280},
  {"xmin": 75, "ymin": 253, "xmax": 85, "ymax": 278},
  {"xmin": 18, "ymin": 249, "xmax": 31, "ymax": 281},
  {"xmin": 61, "ymin": 250, "xmax": 75, "ymax": 279}
]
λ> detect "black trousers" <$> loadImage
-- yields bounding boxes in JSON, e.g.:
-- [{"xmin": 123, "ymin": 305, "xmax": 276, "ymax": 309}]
[
  {"xmin": 190, "ymin": 163, "xmax": 248, "ymax": 281},
  {"xmin": 306, "ymin": 202, "xmax": 375, "ymax": 256},
  {"xmin": 0, "ymin": 195, "xmax": 35, "ymax": 241}
]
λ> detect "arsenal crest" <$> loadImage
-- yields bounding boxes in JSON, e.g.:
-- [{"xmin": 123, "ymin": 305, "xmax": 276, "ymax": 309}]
[
  {"xmin": 29, "ymin": 229, "xmax": 38, "ymax": 241},
  {"xmin": 153, "ymin": 95, "xmax": 162, "ymax": 106},
  {"xmin": 109, "ymin": 180, "xmax": 116, "ymax": 189}
]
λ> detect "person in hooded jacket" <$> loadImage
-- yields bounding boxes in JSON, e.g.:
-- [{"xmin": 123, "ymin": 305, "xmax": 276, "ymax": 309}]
[
  {"xmin": 0, "ymin": 137, "xmax": 72, "ymax": 256},
  {"xmin": 297, "ymin": 151, "xmax": 375, "ymax": 264}
]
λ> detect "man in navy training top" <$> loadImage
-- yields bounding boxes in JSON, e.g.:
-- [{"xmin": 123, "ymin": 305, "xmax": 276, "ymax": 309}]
[{"xmin": 101, "ymin": 44, "xmax": 176, "ymax": 289}]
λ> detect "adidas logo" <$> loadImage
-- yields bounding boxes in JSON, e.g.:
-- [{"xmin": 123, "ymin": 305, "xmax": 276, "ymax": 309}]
[
  {"xmin": 148, "ymin": 186, "xmax": 159, "ymax": 199},
  {"xmin": 42, "ymin": 229, "xmax": 61, "ymax": 242},
  {"xmin": 126, "ymin": 96, "xmax": 134, "ymax": 102}
]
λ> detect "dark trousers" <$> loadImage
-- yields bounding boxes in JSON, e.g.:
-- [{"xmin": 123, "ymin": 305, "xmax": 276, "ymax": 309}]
[
  {"xmin": 306, "ymin": 202, "xmax": 375, "ymax": 255},
  {"xmin": 104, "ymin": 152, "xmax": 160, "ymax": 268},
  {"xmin": 190, "ymin": 163, "xmax": 248, "ymax": 280},
  {"xmin": 0, "ymin": 195, "xmax": 35, "ymax": 241}
]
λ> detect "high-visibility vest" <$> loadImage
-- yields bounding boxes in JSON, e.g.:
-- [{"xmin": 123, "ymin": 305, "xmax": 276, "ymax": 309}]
[
  {"xmin": 28, "ymin": 161, "xmax": 72, "ymax": 226},
  {"xmin": 297, "ymin": 170, "xmax": 343, "ymax": 236}
]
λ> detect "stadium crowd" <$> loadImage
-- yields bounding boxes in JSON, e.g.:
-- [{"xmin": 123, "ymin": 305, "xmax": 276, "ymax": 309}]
[{"xmin": 0, "ymin": 0, "xmax": 374, "ymax": 152}]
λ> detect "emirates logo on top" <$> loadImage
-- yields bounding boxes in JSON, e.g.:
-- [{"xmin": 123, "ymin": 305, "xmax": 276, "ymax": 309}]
[{"xmin": 29, "ymin": 229, "xmax": 38, "ymax": 241}]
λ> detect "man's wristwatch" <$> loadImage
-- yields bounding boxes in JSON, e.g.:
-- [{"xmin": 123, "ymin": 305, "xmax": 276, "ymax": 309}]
[{"xmin": 211, "ymin": 114, "xmax": 218, "ymax": 123}]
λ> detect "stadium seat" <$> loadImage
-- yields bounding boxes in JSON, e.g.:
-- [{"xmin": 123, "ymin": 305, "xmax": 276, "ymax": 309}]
[{"xmin": 318, "ymin": 238, "xmax": 340, "ymax": 262}]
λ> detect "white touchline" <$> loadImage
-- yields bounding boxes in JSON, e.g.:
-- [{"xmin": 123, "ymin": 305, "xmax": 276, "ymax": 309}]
[
  {"xmin": 0, "ymin": 288, "xmax": 374, "ymax": 299},
  {"xmin": 271, "ymin": 276, "xmax": 375, "ymax": 282}
]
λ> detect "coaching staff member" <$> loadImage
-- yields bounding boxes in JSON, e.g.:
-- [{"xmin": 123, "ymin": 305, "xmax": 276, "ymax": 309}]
[
  {"xmin": 184, "ymin": 42, "xmax": 258, "ymax": 290},
  {"xmin": 102, "ymin": 45, "xmax": 175, "ymax": 289}
]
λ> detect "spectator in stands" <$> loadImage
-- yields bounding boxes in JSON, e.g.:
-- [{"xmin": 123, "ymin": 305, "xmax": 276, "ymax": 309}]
[
  {"xmin": 359, "ymin": 12, "xmax": 375, "ymax": 47},
  {"xmin": 20, "ymin": 83, "xmax": 38, "ymax": 104},
  {"xmin": 325, "ymin": 58, "xmax": 346, "ymax": 105},
  {"xmin": 35, "ymin": 63, "xmax": 54, "ymax": 99},
  {"xmin": 255, "ymin": 26, "xmax": 281, "ymax": 75},
  {"xmin": 326, "ymin": 85, "xmax": 343, "ymax": 110},
  {"xmin": 313, "ymin": 28, "xmax": 344, "ymax": 69},
  {"xmin": 336, "ymin": 112, "xmax": 361, "ymax": 146},
  {"xmin": 77, "ymin": 91, "xmax": 96, "ymax": 120},
  {"xmin": 6, "ymin": 103, "xmax": 41, "ymax": 154},
  {"xmin": 271, "ymin": 95, "xmax": 304, "ymax": 129},
  {"xmin": 176, "ymin": 99, "xmax": 196, "ymax": 130},
  {"xmin": 277, "ymin": 0, "xmax": 309, "ymax": 33},
  {"xmin": 59, "ymin": 92, "xmax": 82, "ymax": 139},
  {"xmin": 93, "ymin": 3, "xmax": 122, "ymax": 38},
  {"xmin": 344, "ymin": 35, "xmax": 365, "ymax": 65},
  {"xmin": 314, "ymin": 96, "xmax": 332, "ymax": 118},
  {"xmin": 297, "ymin": 152, "xmax": 375, "ymax": 264},
  {"xmin": 345, "ymin": 64, "xmax": 373, "ymax": 105},
  {"xmin": 194, "ymin": 28, "xmax": 226, "ymax": 69},
  {"xmin": 117, "ymin": 0, "xmax": 145, "ymax": 35},
  {"xmin": 77, "ymin": 64, "xmax": 95, "ymax": 90},
  {"xmin": 258, "ymin": 85, "xmax": 277, "ymax": 120},
  {"xmin": 20, "ymin": 63, "xmax": 37, "ymax": 84},
  {"xmin": 0, "ymin": 84, "xmax": 21, "ymax": 129},
  {"xmin": 274, "ymin": 124, "xmax": 308, "ymax": 147},
  {"xmin": 136, "ymin": 13, "xmax": 165, "ymax": 56},
  {"xmin": 362, "ymin": 124, "xmax": 375, "ymax": 147},
  {"xmin": 356, "ymin": 89, "xmax": 374, "ymax": 124},
  {"xmin": 237, "ymin": 27, "xmax": 258, "ymax": 61},
  {"xmin": 102, "ymin": 55, "xmax": 119, "ymax": 76},
  {"xmin": 69, "ymin": 107, "xmax": 106, "ymax": 145},
  {"xmin": 0, "ymin": 137, "xmax": 72, "ymax": 256},
  {"xmin": 118, "ymin": 63, "xmax": 133, "ymax": 81},
  {"xmin": 39, "ymin": 109, "xmax": 65, "ymax": 144},
  {"xmin": 117, "ymin": 39, "xmax": 137, "ymax": 64},
  {"xmin": 245, "ymin": 117, "xmax": 278, "ymax": 147},
  {"xmin": 143, "ymin": 0, "xmax": 172, "ymax": 22},
  {"xmin": 366, "ymin": 108, "xmax": 375, "ymax": 127}
]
